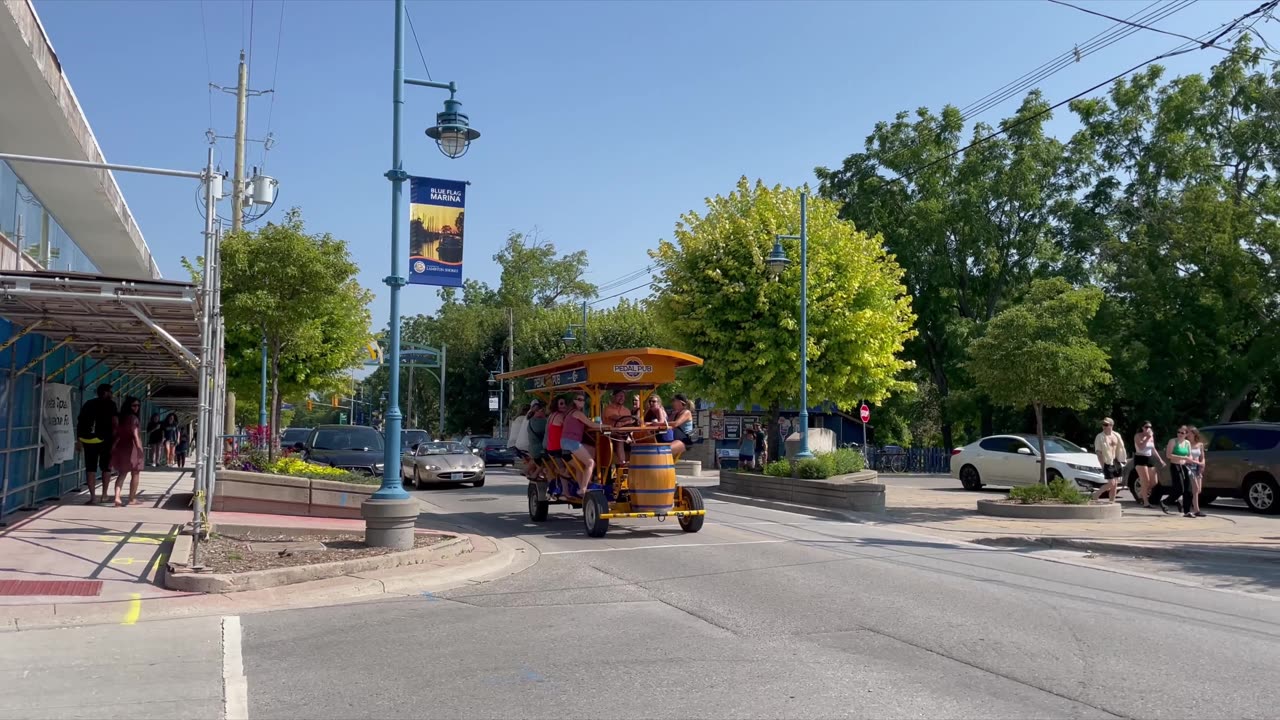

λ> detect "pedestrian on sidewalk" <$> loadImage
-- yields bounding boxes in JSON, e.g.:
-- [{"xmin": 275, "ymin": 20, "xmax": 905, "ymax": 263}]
[
  {"xmin": 738, "ymin": 427, "xmax": 756, "ymax": 470},
  {"xmin": 754, "ymin": 423, "xmax": 768, "ymax": 469},
  {"xmin": 110, "ymin": 397, "xmax": 144, "ymax": 506},
  {"xmin": 1132, "ymin": 421, "xmax": 1166, "ymax": 507},
  {"xmin": 145, "ymin": 413, "xmax": 164, "ymax": 467},
  {"xmin": 163, "ymin": 413, "xmax": 179, "ymax": 466},
  {"xmin": 1186, "ymin": 426, "xmax": 1207, "ymax": 517},
  {"xmin": 75, "ymin": 383, "xmax": 116, "ymax": 504},
  {"xmin": 1091, "ymin": 417, "xmax": 1126, "ymax": 503},
  {"xmin": 1163, "ymin": 425, "xmax": 1194, "ymax": 517},
  {"xmin": 175, "ymin": 427, "xmax": 190, "ymax": 469}
]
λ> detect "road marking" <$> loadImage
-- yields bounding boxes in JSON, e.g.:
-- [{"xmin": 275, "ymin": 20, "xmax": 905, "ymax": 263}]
[
  {"xmin": 121, "ymin": 593, "xmax": 141, "ymax": 625},
  {"xmin": 98, "ymin": 534, "xmax": 162, "ymax": 545},
  {"xmin": 542, "ymin": 539, "xmax": 787, "ymax": 555},
  {"xmin": 222, "ymin": 615, "xmax": 249, "ymax": 720}
]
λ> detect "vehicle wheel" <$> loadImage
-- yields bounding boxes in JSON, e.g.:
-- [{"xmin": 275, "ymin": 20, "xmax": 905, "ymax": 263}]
[
  {"xmin": 413, "ymin": 466, "xmax": 423, "ymax": 490},
  {"xmin": 678, "ymin": 486, "xmax": 705, "ymax": 533},
  {"xmin": 959, "ymin": 464, "xmax": 983, "ymax": 491},
  {"xmin": 527, "ymin": 482, "xmax": 549, "ymax": 522},
  {"xmin": 473, "ymin": 478, "xmax": 486, "ymax": 488},
  {"xmin": 1243, "ymin": 475, "xmax": 1280, "ymax": 514},
  {"xmin": 1046, "ymin": 469, "xmax": 1063, "ymax": 484},
  {"xmin": 582, "ymin": 489, "xmax": 610, "ymax": 538},
  {"xmin": 1198, "ymin": 492, "xmax": 1218, "ymax": 507}
]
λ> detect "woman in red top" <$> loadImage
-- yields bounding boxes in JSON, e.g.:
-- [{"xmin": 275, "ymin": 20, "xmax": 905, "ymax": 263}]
[
  {"xmin": 110, "ymin": 396, "xmax": 144, "ymax": 506},
  {"xmin": 546, "ymin": 397, "xmax": 567, "ymax": 455}
]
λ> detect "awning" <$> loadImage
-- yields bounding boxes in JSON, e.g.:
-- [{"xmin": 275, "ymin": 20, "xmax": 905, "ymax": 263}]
[{"xmin": 0, "ymin": 270, "xmax": 202, "ymax": 395}]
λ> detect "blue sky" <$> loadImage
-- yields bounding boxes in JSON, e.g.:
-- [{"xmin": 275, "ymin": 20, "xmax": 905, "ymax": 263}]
[{"xmin": 32, "ymin": 0, "xmax": 1264, "ymax": 326}]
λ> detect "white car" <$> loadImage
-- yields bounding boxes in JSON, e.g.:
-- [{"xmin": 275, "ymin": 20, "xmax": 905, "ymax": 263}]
[{"xmin": 950, "ymin": 434, "xmax": 1104, "ymax": 490}]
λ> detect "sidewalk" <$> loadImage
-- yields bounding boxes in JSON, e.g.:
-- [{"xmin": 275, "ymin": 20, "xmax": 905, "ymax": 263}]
[
  {"xmin": 874, "ymin": 482, "xmax": 1280, "ymax": 557},
  {"xmin": 0, "ymin": 469, "xmax": 529, "ymax": 631}
]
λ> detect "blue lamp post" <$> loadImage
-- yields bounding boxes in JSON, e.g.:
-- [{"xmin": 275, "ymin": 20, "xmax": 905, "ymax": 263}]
[
  {"xmin": 561, "ymin": 301, "xmax": 588, "ymax": 351},
  {"xmin": 365, "ymin": 0, "xmax": 479, "ymax": 548},
  {"xmin": 766, "ymin": 191, "xmax": 812, "ymax": 459}
]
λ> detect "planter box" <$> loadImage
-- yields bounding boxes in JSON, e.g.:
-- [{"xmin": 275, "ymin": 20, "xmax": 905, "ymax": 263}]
[
  {"xmin": 213, "ymin": 470, "xmax": 389, "ymax": 519},
  {"xmin": 718, "ymin": 469, "xmax": 884, "ymax": 512},
  {"xmin": 976, "ymin": 498, "xmax": 1122, "ymax": 520}
]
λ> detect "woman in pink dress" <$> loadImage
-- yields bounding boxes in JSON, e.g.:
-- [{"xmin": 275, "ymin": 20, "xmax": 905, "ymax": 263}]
[{"xmin": 110, "ymin": 396, "xmax": 144, "ymax": 506}]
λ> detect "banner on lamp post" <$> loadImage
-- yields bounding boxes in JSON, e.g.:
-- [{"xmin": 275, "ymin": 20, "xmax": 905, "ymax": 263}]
[{"xmin": 408, "ymin": 176, "xmax": 466, "ymax": 287}]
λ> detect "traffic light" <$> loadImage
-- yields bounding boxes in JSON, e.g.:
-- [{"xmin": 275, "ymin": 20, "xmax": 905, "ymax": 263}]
[
  {"xmin": 307, "ymin": 400, "xmax": 314, "ymax": 411},
  {"xmin": 332, "ymin": 395, "xmax": 340, "ymax": 408}
]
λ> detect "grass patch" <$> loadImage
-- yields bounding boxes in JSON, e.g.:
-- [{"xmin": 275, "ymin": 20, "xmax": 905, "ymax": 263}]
[{"xmin": 1008, "ymin": 478, "xmax": 1088, "ymax": 505}]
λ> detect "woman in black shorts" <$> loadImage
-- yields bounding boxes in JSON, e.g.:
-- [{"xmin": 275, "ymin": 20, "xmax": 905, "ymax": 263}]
[{"xmin": 1132, "ymin": 421, "xmax": 1165, "ymax": 507}]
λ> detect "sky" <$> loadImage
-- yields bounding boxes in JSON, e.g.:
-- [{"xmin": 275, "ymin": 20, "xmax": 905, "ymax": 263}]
[{"xmin": 29, "ymin": 0, "xmax": 1269, "ymax": 329}]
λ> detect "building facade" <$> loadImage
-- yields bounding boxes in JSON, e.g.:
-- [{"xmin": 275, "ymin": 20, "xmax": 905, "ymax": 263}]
[{"xmin": 0, "ymin": 0, "xmax": 165, "ymax": 516}]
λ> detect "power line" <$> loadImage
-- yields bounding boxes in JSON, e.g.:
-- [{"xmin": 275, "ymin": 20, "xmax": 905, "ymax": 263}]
[
  {"xmin": 891, "ymin": 0, "xmax": 1279, "ymax": 187},
  {"xmin": 260, "ymin": 0, "xmax": 286, "ymax": 170},
  {"xmin": 590, "ymin": 281, "xmax": 652, "ymax": 306},
  {"xmin": 198, "ymin": 0, "xmax": 214, "ymax": 131},
  {"xmin": 405, "ymin": 4, "xmax": 433, "ymax": 81},
  {"xmin": 962, "ymin": 0, "xmax": 1197, "ymax": 120},
  {"xmin": 248, "ymin": 0, "xmax": 257, "ymax": 82},
  {"xmin": 1047, "ymin": 0, "xmax": 1236, "ymax": 51},
  {"xmin": 595, "ymin": 265, "xmax": 654, "ymax": 292}
]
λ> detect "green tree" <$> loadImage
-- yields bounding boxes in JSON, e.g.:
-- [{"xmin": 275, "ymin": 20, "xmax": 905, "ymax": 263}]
[
  {"xmin": 215, "ymin": 209, "xmax": 373, "ymax": 456},
  {"xmin": 1065, "ymin": 38, "xmax": 1280, "ymax": 428},
  {"xmin": 650, "ymin": 178, "xmax": 916, "ymax": 450},
  {"xmin": 816, "ymin": 92, "xmax": 1075, "ymax": 448},
  {"xmin": 493, "ymin": 230, "xmax": 596, "ymax": 310},
  {"xmin": 967, "ymin": 278, "xmax": 1111, "ymax": 484}
]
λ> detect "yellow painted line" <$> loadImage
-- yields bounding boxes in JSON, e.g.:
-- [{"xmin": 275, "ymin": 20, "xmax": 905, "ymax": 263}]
[
  {"xmin": 152, "ymin": 553, "xmax": 167, "ymax": 573},
  {"xmin": 110, "ymin": 557, "xmax": 140, "ymax": 565},
  {"xmin": 122, "ymin": 593, "xmax": 141, "ymax": 625},
  {"xmin": 98, "ymin": 535, "xmax": 162, "ymax": 545}
]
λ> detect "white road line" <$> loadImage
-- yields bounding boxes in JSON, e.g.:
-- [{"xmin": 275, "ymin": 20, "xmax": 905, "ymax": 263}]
[
  {"xmin": 542, "ymin": 539, "xmax": 787, "ymax": 555},
  {"xmin": 222, "ymin": 615, "xmax": 249, "ymax": 720}
]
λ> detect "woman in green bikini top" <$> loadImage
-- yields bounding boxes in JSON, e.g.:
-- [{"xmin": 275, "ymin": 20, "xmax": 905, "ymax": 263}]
[{"xmin": 1167, "ymin": 429, "xmax": 1191, "ymax": 464}]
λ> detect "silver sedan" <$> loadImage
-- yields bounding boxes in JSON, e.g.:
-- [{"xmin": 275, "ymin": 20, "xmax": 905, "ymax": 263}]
[{"xmin": 401, "ymin": 441, "xmax": 487, "ymax": 488}]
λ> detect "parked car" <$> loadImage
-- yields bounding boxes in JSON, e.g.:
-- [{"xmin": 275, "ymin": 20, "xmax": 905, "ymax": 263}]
[
  {"xmin": 401, "ymin": 441, "xmax": 485, "ymax": 488},
  {"xmin": 401, "ymin": 429, "xmax": 433, "ymax": 454},
  {"xmin": 1122, "ymin": 422, "xmax": 1280, "ymax": 514},
  {"xmin": 951, "ymin": 434, "xmax": 1104, "ymax": 490},
  {"xmin": 479, "ymin": 438, "xmax": 516, "ymax": 466},
  {"xmin": 460, "ymin": 435, "xmax": 492, "ymax": 453},
  {"xmin": 294, "ymin": 424, "xmax": 385, "ymax": 477},
  {"xmin": 280, "ymin": 427, "xmax": 312, "ymax": 454}
]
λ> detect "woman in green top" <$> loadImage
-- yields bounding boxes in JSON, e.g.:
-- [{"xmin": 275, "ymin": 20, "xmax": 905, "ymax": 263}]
[{"xmin": 1163, "ymin": 426, "xmax": 1194, "ymax": 517}]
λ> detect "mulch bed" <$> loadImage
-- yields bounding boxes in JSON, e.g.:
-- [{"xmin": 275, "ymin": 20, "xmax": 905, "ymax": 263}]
[{"xmin": 198, "ymin": 531, "xmax": 448, "ymax": 574}]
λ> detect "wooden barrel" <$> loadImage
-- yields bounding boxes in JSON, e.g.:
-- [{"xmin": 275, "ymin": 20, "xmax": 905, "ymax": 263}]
[{"xmin": 629, "ymin": 443, "xmax": 677, "ymax": 513}]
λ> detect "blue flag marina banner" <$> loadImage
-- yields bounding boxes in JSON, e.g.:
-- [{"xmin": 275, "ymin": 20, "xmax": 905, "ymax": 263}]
[{"xmin": 408, "ymin": 177, "xmax": 466, "ymax": 287}]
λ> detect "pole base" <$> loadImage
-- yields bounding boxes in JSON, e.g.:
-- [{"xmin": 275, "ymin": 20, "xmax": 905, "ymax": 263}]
[{"xmin": 361, "ymin": 498, "xmax": 420, "ymax": 550}]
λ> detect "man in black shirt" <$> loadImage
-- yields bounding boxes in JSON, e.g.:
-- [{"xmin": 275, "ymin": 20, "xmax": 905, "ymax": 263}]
[{"xmin": 76, "ymin": 383, "xmax": 116, "ymax": 504}]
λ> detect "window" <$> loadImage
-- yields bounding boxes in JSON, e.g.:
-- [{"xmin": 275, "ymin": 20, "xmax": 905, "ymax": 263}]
[
  {"xmin": 420, "ymin": 442, "xmax": 466, "ymax": 456},
  {"xmin": 1017, "ymin": 435, "xmax": 1083, "ymax": 454},
  {"xmin": 980, "ymin": 437, "xmax": 1017, "ymax": 453},
  {"xmin": 310, "ymin": 427, "xmax": 384, "ymax": 451},
  {"xmin": 1207, "ymin": 427, "xmax": 1280, "ymax": 453}
]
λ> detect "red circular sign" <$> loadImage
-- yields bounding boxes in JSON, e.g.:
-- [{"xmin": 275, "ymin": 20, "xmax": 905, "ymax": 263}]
[{"xmin": 859, "ymin": 404, "xmax": 871, "ymax": 423}]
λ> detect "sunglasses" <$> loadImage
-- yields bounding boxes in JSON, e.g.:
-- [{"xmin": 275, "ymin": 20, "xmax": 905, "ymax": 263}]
[
  {"xmin": 574, "ymin": 397, "xmax": 585, "ymax": 402},
  {"xmin": 1142, "ymin": 426, "xmax": 1151, "ymax": 430}
]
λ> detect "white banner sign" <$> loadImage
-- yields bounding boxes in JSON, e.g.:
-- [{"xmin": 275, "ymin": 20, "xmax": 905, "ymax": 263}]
[{"xmin": 40, "ymin": 383, "xmax": 76, "ymax": 468}]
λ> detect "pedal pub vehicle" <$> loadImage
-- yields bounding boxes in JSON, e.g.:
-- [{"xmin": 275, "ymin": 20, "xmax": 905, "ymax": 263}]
[{"xmin": 496, "ymin": 348, "xmax": 707, "ymax": 538}]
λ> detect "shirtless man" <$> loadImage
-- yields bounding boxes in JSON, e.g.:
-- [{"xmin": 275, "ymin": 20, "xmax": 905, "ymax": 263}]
[{"xmin": 603, "ymin": 389, "xmax": 633, "ymax": 468}]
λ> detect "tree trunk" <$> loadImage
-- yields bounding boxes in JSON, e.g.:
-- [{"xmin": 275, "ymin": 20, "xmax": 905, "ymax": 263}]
[
  {"xmin": 268, "ymin": 342, "xmax": 282, "ymax": 462},
  {"xmin": 1218, "ymin": 382, "xmax": 1256, "ymax": 423},
  {"xmin": 980, "ymin": 401, "xmax": 995, "ymax": 438},
  {"xmin": 1034, "ymin": 403, "xmax": 1047, "ymax": 486},
  {"xmin": 767, "ymin": 401, "xmax": 782, "ymax": 470}
]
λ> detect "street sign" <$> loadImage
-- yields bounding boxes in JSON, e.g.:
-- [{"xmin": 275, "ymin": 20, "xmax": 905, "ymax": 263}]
[
  {"xmin": 859, "ymin": 404, "xmax": 871, "ymax": 423},
  {"xmin": 488, "ymin": 394, "xmax": 499, "ymax": 411}
]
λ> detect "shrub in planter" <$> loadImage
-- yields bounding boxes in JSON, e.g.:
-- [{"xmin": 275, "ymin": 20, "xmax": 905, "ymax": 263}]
[
  {"xmin": 761, "ymin": 448, "xmax": 866, "ymax": 480},
  {"xmin": 1008, "ymin": 478, "xmax": 1088, "ymax": 505}
]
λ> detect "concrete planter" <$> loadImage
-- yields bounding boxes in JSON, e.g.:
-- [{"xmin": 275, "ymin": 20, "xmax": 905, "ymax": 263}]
[
  {"xmin": 976, "ymin": 498, "xmax": 1122, "ymax": 520},
  {"xmin": 213, "ymin": 469, "xmax": 379, "ymax": 519},
  {"xmin": 166, "ymin": 531, "xmax": 471, "ymax": 593},
  {"xmin": 718, "ymin": 469, "xmax": 884, "ymax": 512}
]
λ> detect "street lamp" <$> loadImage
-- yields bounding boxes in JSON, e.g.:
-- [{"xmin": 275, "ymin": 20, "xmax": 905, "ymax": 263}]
[
  {"xmin": 767, "ymin": 191, "xmax": 812, "ymax": 460},
  {"xmin": 561, "ymin": 301, "xmax": 588, "ymax": 350},
  {"xmin": 367, "ymin": 0, "xmax": 480, "ymax": 550}
]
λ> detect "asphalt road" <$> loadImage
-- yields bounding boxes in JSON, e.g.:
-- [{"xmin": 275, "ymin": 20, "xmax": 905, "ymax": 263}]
[{"xmin": 236, "ymin": 468, "xmax": 1280, "ymax": 720}]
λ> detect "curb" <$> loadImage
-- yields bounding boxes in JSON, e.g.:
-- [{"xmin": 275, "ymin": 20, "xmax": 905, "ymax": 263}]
[
  {"xmin": 976, "ymin": 498, "xmax": 1122, "ymax": 520},
  {"xmin": 1, "ymin": 534, "xmax": 534, "ymax": 632},
  {"xmin": 702, "ymin": 489, "xmax": 865, "ymax": 523},
  {"xmin": 165, "ymin": 534, "xmax": 472, "ymax": 593},
  {"xmin": 972, "ymin": 535, "xmax": 1280, "ymax": 562}
]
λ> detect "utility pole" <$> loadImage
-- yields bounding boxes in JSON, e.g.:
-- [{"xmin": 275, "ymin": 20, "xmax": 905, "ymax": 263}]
[
  {"xmin": 232, "ymin": 51, "xmax": 248, "ymax": 232},
  {"xmin": 507, "ymin": 308, "xmax": 514, "ymax": 407}
]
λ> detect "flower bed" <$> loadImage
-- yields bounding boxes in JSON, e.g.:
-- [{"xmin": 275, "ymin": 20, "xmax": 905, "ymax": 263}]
[
  {"xmin": 228, "ymin": 448, "xmax": 378, "ymax": 485},
  {"xmin": 763, "ymin": 448, "xmax": 865, "ymax": 479}
]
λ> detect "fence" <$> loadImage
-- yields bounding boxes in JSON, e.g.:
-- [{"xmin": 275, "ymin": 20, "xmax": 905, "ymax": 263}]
[{"xmin": 862, "ymin": 446, "xmax": 952, "ymax": 475}]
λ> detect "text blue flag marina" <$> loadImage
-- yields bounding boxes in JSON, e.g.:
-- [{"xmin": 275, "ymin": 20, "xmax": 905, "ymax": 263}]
[{"xmin": 408, "ymin": 177, "xmax": 466, "ymax": 287}]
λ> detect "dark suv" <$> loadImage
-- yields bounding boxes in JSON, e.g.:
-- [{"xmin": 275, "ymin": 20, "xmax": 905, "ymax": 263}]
[
  {"xmin": 294, "ymin": 424, "xmax": 386, "ymax": 477},
  {"xmin": 1124, "ymin": 422, "xmax": 1280, "ymax": 514}
]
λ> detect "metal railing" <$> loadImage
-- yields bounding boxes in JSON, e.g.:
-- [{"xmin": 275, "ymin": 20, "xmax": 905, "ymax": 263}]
[{"xmin": 862, "ymin": 446, "xmax": 952, "ymax": 475}]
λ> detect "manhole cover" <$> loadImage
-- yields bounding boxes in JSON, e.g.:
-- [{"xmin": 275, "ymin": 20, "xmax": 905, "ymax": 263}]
[{"xmin": 457, "ymin": 497, "xmax": 498, "ymax": 502}]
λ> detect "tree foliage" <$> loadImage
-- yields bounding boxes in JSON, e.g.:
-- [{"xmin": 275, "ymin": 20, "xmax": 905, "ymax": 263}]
[
  {"xmin": 203, "ymin": 209, "xmax": 372, "ymax": 454},
  {"xmin": 967, "ymin": 278, "xmax": 1111, "ymax": 482},
  {"xmin": 650, "ymin": 178, "xmax": 916, "ymax": 447}
]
